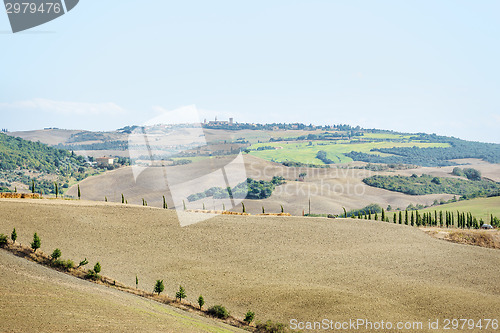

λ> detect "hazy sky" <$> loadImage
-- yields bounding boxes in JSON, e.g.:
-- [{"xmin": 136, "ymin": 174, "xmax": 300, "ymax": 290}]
[{"xmin": 1, "ymin": 1, "xmax": 499, "ymax": 143}]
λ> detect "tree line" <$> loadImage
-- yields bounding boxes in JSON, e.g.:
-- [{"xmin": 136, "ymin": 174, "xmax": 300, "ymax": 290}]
[
  {"xmin": 347, "ymin": 207, "xmax": 499, "ymax": 229},
  {"xmin": 347, "ymin": 134, "xmax": 500, "ymax": 166},
  {"xmin": 363, "ymin": 174, "xmax": 500, "ymax": 198},
  {"xmin": 187, "ymin": 177, "xmax": 286, "ymax": 202}
]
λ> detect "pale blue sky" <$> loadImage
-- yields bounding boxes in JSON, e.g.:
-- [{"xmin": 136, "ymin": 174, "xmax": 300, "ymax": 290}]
[{"xmin": 1, "ymin": 1, "xmax": 499, "ymax": 143}]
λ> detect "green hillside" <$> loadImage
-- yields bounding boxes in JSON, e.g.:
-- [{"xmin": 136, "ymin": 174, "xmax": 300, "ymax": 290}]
[
  {"xmin": 0, "ymin": 133, "xmax": 97, "ymax": 195},
  {"xmin": 363, "ymin": 174, "xmax": 500, "ymax": 198},
  {"xmin": 420, "ymin": 196, "xmax": 500, "ymax": 223},
  {"xmin": 247, "ymin": 130, "xmax": 500, "ymax": 167}
]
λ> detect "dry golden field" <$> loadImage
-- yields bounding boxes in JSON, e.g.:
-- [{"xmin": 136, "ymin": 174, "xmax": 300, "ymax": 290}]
[
  {"xmin": 66, "ymin": 155, "xmax": 467, "ymax": 216},
  {"xmin": 0, "ymin": 199, "xmax": 499, "ymax": 332},
  {"xmin": 0, "ymin": 249, "xmax": 244, "ymax": 333}
]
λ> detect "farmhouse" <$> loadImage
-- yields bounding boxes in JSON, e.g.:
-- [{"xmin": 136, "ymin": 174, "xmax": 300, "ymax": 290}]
[{"xmin": 96, "ymin": 157, "xmax": 114, "ymax": 167}]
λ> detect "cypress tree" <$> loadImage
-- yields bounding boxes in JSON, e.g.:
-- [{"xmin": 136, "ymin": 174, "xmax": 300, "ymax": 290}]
[
  {"xmin": 374, "ymin": 213, "xmax": 378, "ymax": 221},
  {"xmin": 77, "ymin": 185, "xmax": 81, "ymax": 200},
  {"xmin": 198, "ymin": 295, "xmax": 205, "ymax": 310},
  {"xmin": 381, "ymin": 208, "xmax": 385, "ymax": 221},
  {"xmin": 399, "ymin": 211, "xmax": 402, "ymax": 224},
  {"xmin": 54, "ymin": 182, "xmax": 58, "ymax": 198},
  {"xmin": 122, "ymin": 194, "xmax": 125, "ymax": 204},
  {"xmin": 405, "ymin": 210, "xmax": 408, "ymax": 225},
  {"xmin": 393, "ymin": 213, "xmax": 397, "ymax": 224},
  {"xmin": 411, "ymin": 211, "xmax": 415, "ymax": 226},
  {"xmin": 31, "ymin": 233, "xmax": 41, "ymax": 252}
]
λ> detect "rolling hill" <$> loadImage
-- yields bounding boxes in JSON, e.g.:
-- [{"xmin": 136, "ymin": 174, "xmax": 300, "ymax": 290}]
[
  {"xmin": 0, "ymin": 132, "xmax": 100, "ymax": 194},
  {"xmin": 420, "ymin": 196, "xmax": 500, "ymax": 222},
  {"xmin": 0, "ymin": 199, "xmax": 498, "ymax": 332},
  {"xmin": 65, "ymin": 154, "xmax": 462, "ymax": 215},
  {"xmin": 0, "ymin": 249, "xmax": 244, "ymax": 333}
]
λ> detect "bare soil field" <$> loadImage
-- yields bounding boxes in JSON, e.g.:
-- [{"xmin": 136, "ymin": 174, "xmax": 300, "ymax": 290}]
[
  {"xmin": 66, "ymin": 155, "xmax": 457, "ymax": 215},
  {"xmin": 0, "ymin": 199, "xmax": 499, "ymax": 332},
  {"xmin": 0, "ymin": 249, "xmax": 244, "ymax": 333},
  {"xmin": 9, "ymin": 129, "xmax": 82, "ymax": 146},
  {"xmin": 395, "ymin": 159, "xmax": 500, "ymax": 182}
]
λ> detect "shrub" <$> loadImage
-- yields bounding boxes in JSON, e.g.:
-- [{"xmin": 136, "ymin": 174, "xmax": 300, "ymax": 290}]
[
  {"xmin": 0, "ymin": 233, "xmax": 8, "ymax": 247},
  {"xmin": 51, "ymin": 248, "xmax": 62, "ymax": 260},
  {"xmin": 154, "ymin": 280, "xmax": 164, "ymax": 295},
  {"xmin": 85, "ymin": 262, "xmax": 101, "ymax": 280},
  {"xmin": 452, "ymin": 167, "xmax": 465, "ymax": 177},
  {"xmin": 198, "ymin": 295, "xmax": 204, "ymax": 309},
  {"xmin": 78, "ymin": 258, "xmax": 89, "ymax": 268},
  {"xmin": 31, "ymin": 233, "xmax": 41, "ymax": 252},
  {"xmin": 61, "ymin": 259, "xmax": 75, "ymax": 270},
  {"xmin": 207, "ymin": 305, "xmax": 229, "ymax": 319},
  {"xmin": 11, "ymin": 228, "xmax": 17, "ymax": 242},
  {"xmin": 175, "ymin": 285, "xmax": 186, "ymax": 303},
  {"xmin": 256, "ymin": 320, "xmax": 286, "ymax": 333},
  {"xmin": 244, "ymin": 310, "xmax": 255, "ymax": 325},
  {"xmin": 464, "ymin": 168, "xmax": 481, "ymax": 181},
  {"xmin": 85, "ymin": 270, "xmax": 98, "ymax": 280},
  {"xmin": 431, "ymin": 177, "xmax": 441, "ymax": 185},
  {"xmin": 53, "ymin": 259, "xmax": 75, "ymax": 271}
]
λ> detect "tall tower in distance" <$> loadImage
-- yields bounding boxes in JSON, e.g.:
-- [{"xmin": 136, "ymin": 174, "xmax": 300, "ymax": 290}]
[{"xmin": 229, "ymin": 118, "xmax": 234, "ymax": 125}]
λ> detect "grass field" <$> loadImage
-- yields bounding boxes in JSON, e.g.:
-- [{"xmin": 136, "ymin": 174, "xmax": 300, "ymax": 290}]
[
  {"xmin": 0, "ymin": 199, "xmax": 498, "ymax": 332},
  {"xmin": 248, "ymin": 141, "xmax": 450, "ymax": 165},
  {"xmin": 0, "ymin": 250, "xmax": 244, "ymax": 333},
  {"xmin": 420, "ymin": 196, "xmax": 500, "ymax": 222}
]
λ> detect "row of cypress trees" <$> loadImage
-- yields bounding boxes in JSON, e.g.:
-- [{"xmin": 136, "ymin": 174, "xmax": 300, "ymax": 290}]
[{"xmin": 352, "ymin": 208, "xmax": 497, "ymax": 229}]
